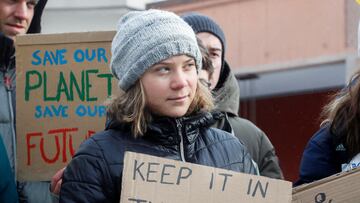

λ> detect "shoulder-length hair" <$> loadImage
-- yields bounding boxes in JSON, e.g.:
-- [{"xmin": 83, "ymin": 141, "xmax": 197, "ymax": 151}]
[
  {"xmin": 321, "ymin": 70, "xmax": 360, "ymax": 157},
  {"xmin": 107, "ymin": 79, "xmax": 214, "ymax": 138}
]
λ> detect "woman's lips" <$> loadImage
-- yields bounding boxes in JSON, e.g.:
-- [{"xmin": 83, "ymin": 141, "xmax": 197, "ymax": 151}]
[{"xmin": 168, "ymin": 95, "xmax": 188, "ymax": 101}]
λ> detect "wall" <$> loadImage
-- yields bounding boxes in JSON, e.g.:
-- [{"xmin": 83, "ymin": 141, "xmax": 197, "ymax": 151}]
[
  {"xmin": 240, "ymin": 88, "xmax": 339, "ymax": 181},
  {"xmin": 41, "ymin": 0, "xmax": 163, "ymax": 34},
  {"xmin": 149, "ymin": 0, "xmax": 351, "ymax": 70}
]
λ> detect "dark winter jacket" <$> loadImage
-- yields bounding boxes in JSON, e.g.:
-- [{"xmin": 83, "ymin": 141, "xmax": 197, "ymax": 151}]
[
  {"xmin": 60, "ymin": 112, "xmax": 257, "ymax": 203},
  {"xmin": 0, "ymin": 137, "xmax": 18, "ymax": 203},
  {"xmin": 295, "ymin": 125, "xmax": 348, "ymax": 186},
  {"xmin": 212, "ymin": 62, "xmax": 284, "ymax": 179},
  {"xmin": 0, "ymin": 32, "xmax": 16, "ymax": 175},
  {"xmin": 1, "ymin": 1, "xmax": 52, "ymax": 201}
]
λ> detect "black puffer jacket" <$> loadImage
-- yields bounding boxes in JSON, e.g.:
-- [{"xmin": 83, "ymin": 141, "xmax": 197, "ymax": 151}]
[{"xmin": 60, "ymin": 112, "xmax": 256, "ymax": 202}]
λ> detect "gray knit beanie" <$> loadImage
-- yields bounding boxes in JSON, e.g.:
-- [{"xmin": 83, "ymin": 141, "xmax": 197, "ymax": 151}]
[{"xmin": 110, "ymin": 9, "xmax": 202, "ymax": 91}]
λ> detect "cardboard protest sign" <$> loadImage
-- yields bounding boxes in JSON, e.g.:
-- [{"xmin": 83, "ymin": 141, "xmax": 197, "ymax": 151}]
[
  {"xmin": 292, "ymin": 167, "xmax": 360, "ymax": 203},
  {"xmin": 121, "ymin": 152, "xmax": 292, "ymax": 203},
  {"xmin": 16, "ymin": 31, "xmax": 117, "ymax": 181}
]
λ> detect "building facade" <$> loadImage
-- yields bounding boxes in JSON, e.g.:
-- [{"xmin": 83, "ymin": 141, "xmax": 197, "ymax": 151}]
[{"xmin": 41, "ymin": 0, "xmax": 163, "ymax": 34}]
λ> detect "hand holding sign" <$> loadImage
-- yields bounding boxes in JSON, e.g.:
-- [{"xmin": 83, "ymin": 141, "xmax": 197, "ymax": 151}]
[{"xmin": 50, "ymin": 167, "xmax": 65, "ymax": 195}]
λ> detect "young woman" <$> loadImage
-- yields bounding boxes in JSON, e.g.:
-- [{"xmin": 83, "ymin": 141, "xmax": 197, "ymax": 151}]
[
  {"xmin": 296, "ymin": 70, "xmax": 360, "ymax": 186},
  {"xmin": 59, "ymin": 9, "xmax": 256, "ymax": 202}
]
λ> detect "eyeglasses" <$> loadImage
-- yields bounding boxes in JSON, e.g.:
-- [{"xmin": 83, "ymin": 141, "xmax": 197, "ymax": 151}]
[{"xmin": 199, "ymin": 78, "xmax": 211, "ymax": 88}]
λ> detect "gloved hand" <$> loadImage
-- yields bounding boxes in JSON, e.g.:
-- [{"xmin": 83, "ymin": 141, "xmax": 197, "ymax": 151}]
[{"xmin": 0, "ymin": 32, "xmax": 15, "ymax": 71}]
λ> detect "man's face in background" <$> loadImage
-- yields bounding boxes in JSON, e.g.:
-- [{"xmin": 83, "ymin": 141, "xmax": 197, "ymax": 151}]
[
  {"xmin": 0, "ymin": 0, "xmax": 36, "ymax": 40},
  {"xmin": 197, "ymin": 32, "xmax": 223, "ymax": 89}
]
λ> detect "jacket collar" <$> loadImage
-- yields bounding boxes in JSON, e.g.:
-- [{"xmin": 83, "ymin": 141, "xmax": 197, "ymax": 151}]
[
  {"xmin": 147, "ymin": 111, "xmax": 216, "ymax": 146},
  {"xmin": 213, "ymin": 62, "xmax": 240, "ymax": 116},
  {"xmin": 106, "ymin": 111, "xmax": 217, "ymax": 146}
]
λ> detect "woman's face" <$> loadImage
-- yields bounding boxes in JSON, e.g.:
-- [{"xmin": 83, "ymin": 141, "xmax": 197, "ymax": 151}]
[{"xmin": 141, "ymin": 55, "xmax": 198, "ymax": 117}]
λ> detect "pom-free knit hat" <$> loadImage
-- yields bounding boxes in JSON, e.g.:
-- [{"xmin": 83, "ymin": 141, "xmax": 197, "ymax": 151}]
[{"xmin": 110, "ymin": 9, "xmax": 202, "ymax": 91}]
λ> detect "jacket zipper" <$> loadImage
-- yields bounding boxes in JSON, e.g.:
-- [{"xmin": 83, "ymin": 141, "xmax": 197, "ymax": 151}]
[
  {"xmin": 8, "ymin": 90, "xmax": 16, "ymax": 181},
  {"xmin": 3, "ymin": 70, "xmax": 16, "ymax": 181},
  {"xmin": 175, "ymin": 119, "xmax": 186, "ymax": 162}
]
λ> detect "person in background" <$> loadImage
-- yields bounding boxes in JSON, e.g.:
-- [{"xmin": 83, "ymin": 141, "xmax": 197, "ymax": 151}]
[
  {"xmin": 0, "ymin": 0, "xmax": 54, "ymax": 202},
  {"xmin": 59, "ymin": 9, "xmax": 257, "ymax": 202},
  {"xmin": 295, "ymin": 69, "xmax": 360, "ymax": 186},
  {"xmin": 197, "ymin": 37, "xmax": 214, "ymax": 88},
  {"xmin": 182, "ymin": 12, "xmax": 283, "ymax": 179}
]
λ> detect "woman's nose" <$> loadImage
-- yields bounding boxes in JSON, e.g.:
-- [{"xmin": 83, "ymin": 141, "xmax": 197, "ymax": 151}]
[{"xmin": 170, "ymin": 71, "xmax": 187, "ymax": 90}]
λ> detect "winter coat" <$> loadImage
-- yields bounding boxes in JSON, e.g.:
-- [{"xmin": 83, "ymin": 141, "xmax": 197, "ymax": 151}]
[
  {"xmin": 295, "ymin": 125, "xmax": 348, "ymax": 186},
  {"xmin": 60, "ymin": 112, "xmax": 257, "ymax": 203},
  {"xmin": 212, "ymin": 62, "xmax": 284, "ymax": 179},
  {"xmin": 0, "ymin": 32, "xmax": 16, "ymax": 178},
  {"xmin": 1, "ymin": 31, "xmax": 53, "ymax": 203},
  {"xmin": 0, "ymin": 137, "xmax": 18, "ymax": 203}
]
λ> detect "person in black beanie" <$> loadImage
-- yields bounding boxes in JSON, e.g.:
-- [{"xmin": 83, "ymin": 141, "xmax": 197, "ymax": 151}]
[
  {"xmin": 0, "ymin": 0, "xmax": 54, "ymax": 202},
  {"xmin": 182, "ymin": 12, "xmax": 227, "ymax": 90},
  {"xmin": 182, "ymin": 12, "xmax": 284, "ymax": 179}
]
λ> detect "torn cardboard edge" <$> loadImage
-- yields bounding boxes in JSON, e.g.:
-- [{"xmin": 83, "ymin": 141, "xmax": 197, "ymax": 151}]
[
  {"xmin": 292, "ymin": 167, "xmax": 360, "ymax": 194},
  {"xmin": 16, "ymin": 31, "xmax": 116, "ymax": 46}
]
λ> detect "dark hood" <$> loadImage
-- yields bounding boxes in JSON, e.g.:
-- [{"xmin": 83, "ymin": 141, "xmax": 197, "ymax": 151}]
[
  {"xmin": 0, "ymin": 33, "xmax": 15, "ymax": 71},
  {"xmin": 213, "ymin": 61, "xmax": 240, "ymax": 116},
  {"xmin": 27, "ymin": 0, "xmax": 48, "ymax": 34}
]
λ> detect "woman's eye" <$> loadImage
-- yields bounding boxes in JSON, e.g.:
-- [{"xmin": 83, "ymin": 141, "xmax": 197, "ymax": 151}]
[
  {"xmin": 185, "ymin": 63, "xmax": 195, "ymax": 70},
  {"xmin": 156, "ymin": 67, "xmax": 170, "ymax": 73}
]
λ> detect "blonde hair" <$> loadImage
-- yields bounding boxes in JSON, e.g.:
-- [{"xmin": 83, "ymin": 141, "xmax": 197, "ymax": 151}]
[
  {"xmin": 107, "ymin": 80, "xmax": 214, "ymax": 138},
  {"xmin": 321, "ymin": 70, "xmax": 360, "ymax": 157}
]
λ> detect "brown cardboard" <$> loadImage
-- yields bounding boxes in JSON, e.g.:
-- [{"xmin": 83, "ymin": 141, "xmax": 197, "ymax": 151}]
[
  {"xmin": 292, "ymin": 167, "xmax": 360, "ymax": 203},
  {"xmin": 120, "ymin": 152, "xmax": 292, "ymax": 203},
  {"xmin": 16, "ymin": 31, "xmax": 117, "ymax": 181}
]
